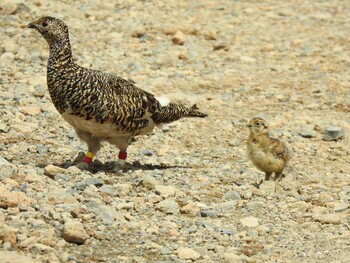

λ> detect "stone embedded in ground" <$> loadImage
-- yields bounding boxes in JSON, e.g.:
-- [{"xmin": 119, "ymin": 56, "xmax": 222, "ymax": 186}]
[
  {"xmin": 44, "ymin": 164, "xmax": 67, "ymax": 179},
  {"xmin": 222, "ymin": 252, "xmax": 241, "ymax": 263},
  {"xmin": 322, "ymin": 126, "xmax": 344, "ymax": 141},
  {"xmin": 86, "ymin": 177, "xmax": 103, "ymax": 187},
  {"xmin": 223, "ymin": 190, "xmax": 241, "ymax": 200},
  {"xmin": 240, "ymin": 216, "xmax": 259, "ymax": 227},
  {"xmin": 0, "ymin": 158, "xmax": 18, "ymax": 179},
  {"xmin": 180, "ymin": 201, "xmax": 200, "ymax": 216},
  {"xmin": 300, "ymin": 129, "xmax": 317, "ymax": 138},
  {"xmin": 259, "ymin": 181, "xmax": 275, "ymax": 192},
  {"xmin": 156, "ymin": 199, "xmax": 180, "ymax": 215},
  {"xmin": 62, "ymin": 221, "xmax": 89, "ymax": 244},
  {"xmin": 141, "ymin": 175, "xmax": 158, "ymax": 189},
  {"xmin": 0, "ymin": 187, "xmax": 34, "ymax": 208},
  {"xmin": 313, "ymin": 213, "xmax": 341, "ymax": 224},
  {"xmin": 172, "ymin": 31, "xmax": 186, "ymax": 45},
  {"xmin": 200, "ymin": 209, "xmax": 217, "ymax": 218},
  {"xmin": 155, "ymin": 185, "xmax": 177, "ymax": 198},
  {"xmin": 177, "ymin": 247, "xmax": 200, "ymax": 260},
  {"xmin": 0, "ymin": 223, "xmax": 17, "ymax": 247}
]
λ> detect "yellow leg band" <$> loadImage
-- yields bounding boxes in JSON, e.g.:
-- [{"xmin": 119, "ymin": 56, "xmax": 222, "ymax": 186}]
[{"xmin": 86, "ymin": 151, "xmax": 94, "ymax": 158}]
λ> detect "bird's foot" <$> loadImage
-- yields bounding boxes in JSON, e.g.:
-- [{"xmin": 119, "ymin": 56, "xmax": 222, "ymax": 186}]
[
  {"xmin": 110, "ymin": 158, "xmax": 126, "ymax": 173},
  {"xmin": 76, "ymin": 161, "xmax": 91, "ymax": 171}
]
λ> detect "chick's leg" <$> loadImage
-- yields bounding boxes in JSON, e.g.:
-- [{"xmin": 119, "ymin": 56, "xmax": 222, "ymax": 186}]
[
  {"xmin": 265, "ymin": 172, "xmax": 272, "ymax": 181},
  {"xmin": 274, "ymin": 172, "xmax": 283, "ymax": 193}
]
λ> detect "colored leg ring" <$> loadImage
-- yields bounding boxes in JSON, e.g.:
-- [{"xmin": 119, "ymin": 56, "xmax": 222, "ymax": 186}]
[
  {"xmin": 118, "ymin": 151, "xmax": 127, "ymax": 160},
  {"xmin": 82, "ymin": 151, "xmax": 94, "ymax": 164}
]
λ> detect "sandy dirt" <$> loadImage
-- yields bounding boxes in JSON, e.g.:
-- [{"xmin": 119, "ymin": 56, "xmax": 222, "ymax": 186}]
[{"xmin": 0, "ymin": 0, "xmax": 349, "ymax": 262}]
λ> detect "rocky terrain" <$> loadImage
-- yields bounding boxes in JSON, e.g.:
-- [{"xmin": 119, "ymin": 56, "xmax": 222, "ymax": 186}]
[{"xmin": 0, "ymin": 0, "xmax": 349, "ymax": 262}]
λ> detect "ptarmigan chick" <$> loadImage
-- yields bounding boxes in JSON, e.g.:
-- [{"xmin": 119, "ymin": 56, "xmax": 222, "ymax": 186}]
[
  {"xmin": 27, "ymin": 16, "xmax": 206, "ymax": 171},
  {"xmin": 246, "ymin": 117, "xmax": 290, "ymax": 184}
]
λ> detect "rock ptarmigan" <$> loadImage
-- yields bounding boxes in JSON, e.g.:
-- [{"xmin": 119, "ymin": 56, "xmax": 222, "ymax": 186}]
[
  {"xmin": 246, "ymin": 117, "xmax": 290, "ymax": 188},
  {"xmin": 27, "ymin": 16, "xmax": 206, "ymax": 171}
]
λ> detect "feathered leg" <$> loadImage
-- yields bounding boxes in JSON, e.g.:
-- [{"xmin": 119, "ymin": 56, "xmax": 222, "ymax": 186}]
[
  {"xmin": 76, "ymin": 131, "xmax": 101, "ymax": 170},
  {"xmin": 107, "ymin": 136, "xmax": 132, "ymax": 172}
]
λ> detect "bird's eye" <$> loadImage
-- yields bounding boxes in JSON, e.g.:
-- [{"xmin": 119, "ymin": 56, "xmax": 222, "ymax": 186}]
[
  {"xmin": 256, "ymin": 122, "xmax": 260, "ymax": 126},
  {"xmin": 42, "ymin": 21, "xmax": 48, "ymax": 27}
]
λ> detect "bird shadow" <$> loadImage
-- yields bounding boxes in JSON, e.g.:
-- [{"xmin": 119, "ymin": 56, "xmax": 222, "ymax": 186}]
[{"xmin": 37, "ymin": 156, "xmax": 188, "ymax": 174}]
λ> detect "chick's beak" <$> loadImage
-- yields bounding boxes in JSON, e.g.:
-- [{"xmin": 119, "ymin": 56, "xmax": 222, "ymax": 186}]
[{"xmin": 247, "ymin": 124, "xmax": 252, "ymax": 128}]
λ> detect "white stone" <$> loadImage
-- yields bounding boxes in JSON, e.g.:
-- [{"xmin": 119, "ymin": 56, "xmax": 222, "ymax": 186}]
[
  {"xmin": 240, "ymin": 216, "xmax": 259, "ymax": 227},
  {"xmin": 177, "ymin": 247, "xmax": 200, "ymax": 260}
]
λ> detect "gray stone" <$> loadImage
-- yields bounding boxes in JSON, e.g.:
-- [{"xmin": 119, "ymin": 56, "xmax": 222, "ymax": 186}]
[
  {"xmin": 199, "ymin": 209, "xmax": 217, "ymax": 218},
  {"xmin": 32, "ymin": 84, "xmax": 46, "ymax": 97},
  {"xmin": 220, "ymin": 229, "xmax": 236, "ymax": 235},
  {"xmin": 334, "ymin": 203, "xmax": 349, "ymax": 212},
  {"xmin": 140, "ymin": 149, "xmax": 154, "ymax": 156},
  {"xmin": 0, "ymin": 158, "xmax": 18, "ymax": 180},
  {"xmin": 160, "ymin": 247, "xmax": 172, "ymax": 255},
  {"xmin": 300, "ymin": 129, "xmax": 317, "ymax": 138},
  {"xmin": 240, "ymin": 216, "xmax": 259, "ymax": 227},
  {"xmin": 76, "ymin": 181, "xmax": 87, "ymax": 190},
  {"xmin": 156, "ymin": 199, "xmax": 179, "ymax": 215},
  {"xmin": 183, "ymin": 225, "xmax": 198, "ymax": 234},
  {"xmin": 54, "ymin": 173, "xmax": 70, "ymax": 182},
  {"xmin": 223, "ymin": 190, "xmax": 241, "ymax": 200},
  {"xmin": 0, "ymin": 123, "xmax": 9, "ymax": 133},
  {"xmin": 98, "ymin": 185, "xmax": 116, "ymax": 195},
  {"xmin": 86, "ymin": 177, "xmax": 103, "ymax": 187},
  {"xmin": 323, "ymin": 126, "xmax": 344, "ymax": 141}
]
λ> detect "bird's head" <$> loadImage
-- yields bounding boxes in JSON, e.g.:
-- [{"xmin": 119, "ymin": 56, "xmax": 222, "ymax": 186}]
[
  {"xmin": 247, "ymin": 117, "xmax": 269, "ymax": 135},
  {"xmin": 27, "ymin": 16, "xmax": 69, "ymax": 47}
]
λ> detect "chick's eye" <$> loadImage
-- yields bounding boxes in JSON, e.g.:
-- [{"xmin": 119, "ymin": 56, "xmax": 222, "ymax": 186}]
[
  {"xmin": 256, "ymin": 122, "xmax": 260, "ymax": 126},
  {"xmin": 42, "ymin": 21, "xmax": 48, "ymax": 27}
]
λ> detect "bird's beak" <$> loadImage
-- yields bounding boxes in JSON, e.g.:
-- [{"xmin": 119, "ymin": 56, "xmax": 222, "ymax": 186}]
[
  {"xmin": 247, "ymin": 124, "xmax": 252, "ymax": 128},
  {"xmin": 27, "ymin": 21, "xmax": 38, "ymax": 29}
]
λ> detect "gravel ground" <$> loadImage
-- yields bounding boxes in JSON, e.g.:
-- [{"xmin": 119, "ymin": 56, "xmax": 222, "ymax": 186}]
[{"xmin": 1, "ymin": 0, "xmax": 349, "ymax": 262}]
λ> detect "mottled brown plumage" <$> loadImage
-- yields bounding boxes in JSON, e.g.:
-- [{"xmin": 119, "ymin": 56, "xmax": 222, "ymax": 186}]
[
  {"xmin": 246, "ymin": 117, "xmax": 290, "ymax": 183},
  {"xmin": 27, "ymin": 16, "xmax": 206, "ymax": 170}
]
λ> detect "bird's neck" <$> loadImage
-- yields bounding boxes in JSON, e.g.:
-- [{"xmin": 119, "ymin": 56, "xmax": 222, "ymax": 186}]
[
  {"xmin": 249, "ymin": 132, "xmax": 269, "ymax": 142},
  {"xmin": 48, "ymin": 40, "xmax": 75, "ymax": 69}
]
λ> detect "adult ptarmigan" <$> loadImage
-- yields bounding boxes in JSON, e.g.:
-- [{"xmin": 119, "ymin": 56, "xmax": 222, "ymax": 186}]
[{"xmin": 27, "ymin": 16, "xmax": 206, "ymax": 171}]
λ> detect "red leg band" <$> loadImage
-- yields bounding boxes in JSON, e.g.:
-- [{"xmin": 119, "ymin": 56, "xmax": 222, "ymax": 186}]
[
  {"xmin": 118, "ymin": 151, "xmax": 127, "ymax": 160},
  {"xmin": 82, "ymin": 156, "xmax": 93, "ymax": 164}
]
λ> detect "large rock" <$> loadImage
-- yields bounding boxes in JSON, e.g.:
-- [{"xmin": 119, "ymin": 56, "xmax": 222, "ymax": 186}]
[
  {"xmin": 62, "ymin": 220, "xmax": 89, "ymax": 244},
  {"xmin": 0, "ymin": 187, "xmax": 34, "ymax": 208},
  {"xmin": 322, "ymin": 126, "xmax": 344, "ymax": 141},
  {"xmin": 0, "ymin": 222, "xmax": 17, "ymax": 246}
]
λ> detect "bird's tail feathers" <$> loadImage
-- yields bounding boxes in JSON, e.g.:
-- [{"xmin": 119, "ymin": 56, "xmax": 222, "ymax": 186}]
[{"xmin": 151, "ymin": 102, "xmax": 207, "ymax": 125}]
